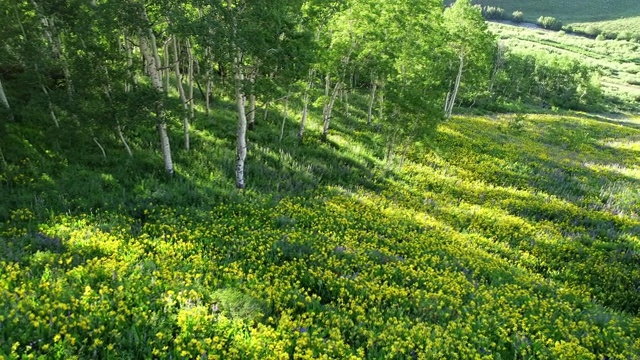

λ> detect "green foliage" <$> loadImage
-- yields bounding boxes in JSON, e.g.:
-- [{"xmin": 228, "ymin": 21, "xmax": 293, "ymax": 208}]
[
  {"xmin": 511, "ymin": 10, "xmax": 524, "ymax": 23},
  {"xmin": 210, "ymin": 289, "xmax": 266, "ymax": 322},
  {"xmin": 489, "ymin": 22, "xmax": 640, "ymax": 112},
  {"xmin": 481, "ymin": 6, "xmax": 506, "ymax": 20},
  {"xmin": 537, "ymin": 16, "xmax": 563, "ymax": 31},
  {"xmin": 443, "ymin": 0, "xmax": 496, "ymax": 108},
  {"xmin": 445, "ymin": 0, "xmax": 640, "ymax": 23},
  {"xmin": 584, "ymin": 25, "xmax": 603, "ymax": 37},
  {"xmin": 508, "ymin": 113, "xmax": 526, "ymax": 131},
  {"xmin": 572, "ymin": 16, "xmax": 640, "ymax": 43},
  {"xmin": 493, "ymin": 51, "xmax": 603, "ymax": 111}
]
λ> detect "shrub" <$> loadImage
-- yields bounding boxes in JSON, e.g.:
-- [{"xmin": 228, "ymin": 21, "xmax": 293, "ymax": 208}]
[
  {"xmin": 483, "ymin": 6, "xmax": 506, "ymax": 20},
  {"xmin": 596, "ymin": 34, "xmax": 606, "ymax": 41},
  {"xmin": 617, "ymin": 31, "xmax": 633, "ymax": 41},
  {"xmin": 584, "ymin": 25, "xmax": 602, "ymax": 37},
  {"xmin": 537, "ymin": 16, "xmax": 563, "ymax": 31},
  {"xmin": 512, "ymin": 11, "xmax": 524, "ymax": 23}
]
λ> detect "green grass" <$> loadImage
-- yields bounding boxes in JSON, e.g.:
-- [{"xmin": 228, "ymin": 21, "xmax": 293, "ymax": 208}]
[
  {"xmin": 489, "ymin": 22, "xmax": 640, "ymax": 111},
  {"xmin": 446, "ymin": 0, "xmax": 640, "ymax": 23},
  {"xmin": 1, "ymin": 88, "xmax": 640, "ymax": 358},
  {"xmin": 571, "ymin": 16, "xmax": 640, "ymax": 41}
]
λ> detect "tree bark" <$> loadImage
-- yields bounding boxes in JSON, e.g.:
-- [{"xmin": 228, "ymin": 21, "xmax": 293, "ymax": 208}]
[
  {"xmin": 94, "ymin": 137, "xmax": 106, "ymax": 159},
  {"xmin": 123, "ymin": 31, "xmax": 136, "ymax": 92},
  {"xmin": 140, "ymin": 29, "xmax": 174, "ymax": 175},
  {"xmin": 446, "ymin": 54, "xmax": 464, "ymax": 119},
  {"xmin": 29, "ymin": 0, "xmax": 74, "ymax": 99},
  {"xmin": 279, "ymin": 95, "xmax": 289, "ymax": 143},
  {"xmin": 233, "ymin": 51, "xmax": 247, "ymax": 189},
  {"xmin": 248, "ymin": 94, "xmax": 256, "ymax": 130},
  {"xmin": 164, "ymin": 41, "xmax": 171, "ymax": 94},
  {"xmin": 40, "ymin": 83, "xmax": 59, "ymax": 128},
  {"xmin": 187, "ymin": 38, "xmax": 195, "ymax": 121},
  {"xmin": 203, "ymin": 45, "xmax": 213, "ymax": 119},
  {"xmin": 298, "ymin": 69, "xmax": 315, "ymax": 141},
  {"xmin": 321, "ymin": 80, "xmax": 342, "ymax": 142},
  {"xmin": 0, "ymin": 78, "xmax": 13, "ymax": 121},
  {"xmin": 117, "ymin": 122, "xmax": 133, "ymax": 157},
  {"xmin": 172, "ymin": 36, "xmax": 190, "ymax": 150},
  {"xmin": 247, "ymin": 71, "xmax": 256, "ymax": 130},
  {"xmin": 378, "ymin": 81, "xmax": 385, "ymax": 124},
  {"xmin": 367, "ymin": 78, "xmax": 377, "ymax": 126}
]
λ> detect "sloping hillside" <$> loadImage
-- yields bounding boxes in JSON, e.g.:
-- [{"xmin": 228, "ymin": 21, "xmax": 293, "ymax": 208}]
[
  {"xmin": 2, "ymin": 104, "xmax": 639, "ymax": 358},
  {"xmin": 446, "ymin": 0, "xmax": 640, "ymax": 22}
]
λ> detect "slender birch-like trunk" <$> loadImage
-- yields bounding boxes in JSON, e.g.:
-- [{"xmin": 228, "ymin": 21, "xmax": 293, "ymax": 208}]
[
  {"xmin": 187, "ymin": 39, "xmax": 195, "ymax": 121},
  {"xmin": 233, "ymin": 50, "xmax": 247, "ymax": 189},
  {"xmin": 248, "ymin": 93, "xmax": 256, "ymax": 130},
  {"xmin": 344, "ymin": 74, "xmax": 352, "ymax": 119},
  {"xmin": 172, "ymin": 36, "xmax": 190, "ymax": 150},
  {"xmin": 228, "ymin": 0, "xmax": 248, "ymax": 188},
  {"xmin": 247, "ymin": 73, "xmax": 256, "ymax": 130},
  {"xmin": 321, "ymin": 81, "xmax": 342, "ymax": 142},
  {"xmin": 378, "ymin": 81, "xmax": 385, "ymax": 124},
  {"xmin": 367, "ymin": 77, "xmax": 377, "ymax": 125},
  {"xmin": 117, "ymin": 122, "xmax": 133, "ymax": 157},
  {"xmin": 0, "ymin": 78, "xmax": 13, "ymax": 121},
  {"xmin": 29, "ymin": 0, "xmax": 73, "ymax": 99},
  {"xmin": 123, "ymin": 32, "xmax": 136, "ymax": 91},
  {"xmin": 279, "ymin": 94, "xmax": 289, "ymax": 143},
  {"xmin": 40, "ymin": 83, "xmax": 59, "ymax": 128},
  {"xmin": 298, "ymin": 69, "xmax": 315, "ymax": 141},
  {"xmin": 139, "ymin": 23, "xmax": 174, "ymax": 175},
  {"xmin": 105, "ymin": 66, "xmax": 133, "ymax": 157},
  {"xmin": 164, "ymin": 41, "xmax": 170, "ymax": 94},
  {"xmin": 446, "ymin": 54, "xmax": 464, "ymax": 119}
]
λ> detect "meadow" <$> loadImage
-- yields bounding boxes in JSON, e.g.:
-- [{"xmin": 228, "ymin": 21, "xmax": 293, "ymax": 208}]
[
  {"xmin": 489, "ymin": 22, "xmax": 640, "ymax": 111},
  {"xmin": 447, "ymin": 0, "xmax": 640, "ymax": 22},
  {"xmin": 1, "ymin": 88, "xmax": 640, "ymax": 358}
]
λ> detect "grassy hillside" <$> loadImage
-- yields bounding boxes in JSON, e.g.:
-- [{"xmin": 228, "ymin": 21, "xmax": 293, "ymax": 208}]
[
  {"xmin": 1, "ymin": 91, "xmax": 640, "ymax": 358},
  {"xmin": 446, "ymin": 0, "xmax": 640, "ymax": 22},
  {"xmin": 489, "ymin": 22, "xmax": 640, "ymax": 111},
  {"xmin": 571, "ymin": 16, "xmax": 640, "ymax": 40}
]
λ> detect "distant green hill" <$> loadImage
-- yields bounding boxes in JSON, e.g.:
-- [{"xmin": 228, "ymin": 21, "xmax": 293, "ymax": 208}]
[{"xmin": 445, "ymin": 0, "xmax": 640, "ymax": 22}]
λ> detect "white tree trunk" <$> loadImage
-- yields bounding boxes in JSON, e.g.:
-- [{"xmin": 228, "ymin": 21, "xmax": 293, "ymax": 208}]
[
  {"xmin": 123, "ymin": 31, "xmax": 136, "ymax": 92},
  {"xmin": 279, "ymin": 95, "xmax": 289, "ymax": 143},
  {"xmin": 117, "ymin": 122, "xmax": 133, "ymax": 157},
  {"xmin": 30, "ymin": 0, "xmax": 73, "ymax": 99},
  {"xmin": 298, "ymin": 70, "xmax": 315, "ymax": 141},
  {"xmin": 247, "ymin": 73, "xmax": 256, "ymax": 129},
  {"xmin": 367, "ymin": 78, "xmax": 377, "ymax": 125},
  {"xmin": 344, "ymin": 73, "xmax": 353, "ymax": 119},
  {"xmin": 248, "ymin": 93, "xmax": 256, "ymax": 130},
  {"xmin": 234, "ymin": 50, "xmax": 248, "ymax": 189},
  {"xmin": 321, "ymin": 81, "xmax": 342, "ymax": 142},
  {"xmin": 164, "ymin": 41, "xmax": 170, "ymax": 94},
  {"xmin": 446, "ymin": 54, "xmax": 464, "ymax": 119},
  {"xmin": 0, "ymin": 78, "xmax": 13, "ymax": 121},
  {"xmin": 40, "ymin": 84, "xmax": 59, "ymax": 128},
  {"xmin": 187, "ymin": 38, "xmax": 195, "ymax": 121},
  {"xmin": 140, "ymin": 29, "xmax": 174, "ymax": 175},
  {"xmin": 378, "ymin": 81, "xmax": 385, "ymax": 124},
  {"xmin": 172, "ymin": 36, "xmax": 190, "ymax": 151}
]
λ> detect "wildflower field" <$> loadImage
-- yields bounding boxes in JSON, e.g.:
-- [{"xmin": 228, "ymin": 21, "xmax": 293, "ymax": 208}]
[{"xmin": 1, "ymin": 110, "xmax": 640, "ymax": 359}]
